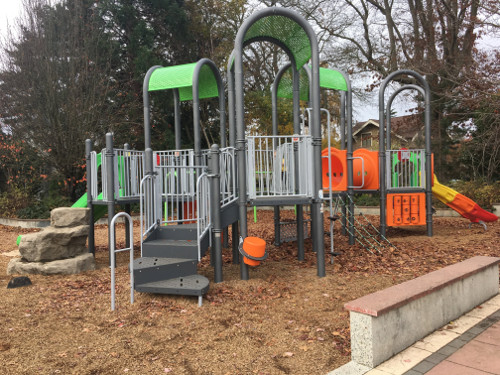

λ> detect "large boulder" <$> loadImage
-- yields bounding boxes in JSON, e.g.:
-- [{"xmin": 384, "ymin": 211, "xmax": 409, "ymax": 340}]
[
  {"xmin": 19, "ymin": 225, "xmax": 89, "ymax": 262},
  {"xmin": 51, "ymin": 207, "xmax": 90, "ymax": 228},
  {"xmin": 7, "ymin": 253, "xmax": 95, "ymax": 275}
]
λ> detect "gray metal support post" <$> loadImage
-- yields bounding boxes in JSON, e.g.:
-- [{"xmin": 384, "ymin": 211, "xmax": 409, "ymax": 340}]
[
  {"xmin": 379, "ymin": 86, "xmax": 387, "ymax": 237},
  {"xmin": 143, "ymin": 65, "xmax": 161, "ymax": 152},
  {"xmin": 227, "ymin": 51, "xmax": 237, "ymax": 148},
  {"xmin": 124, "ymin": 143, "xmax": 131, "ymax": 248},
  {"xmin": 234, "ymin": 53, "xmax": 249, "ymax": 280},
  {"xmin": 85, "ymin": 139, "xmax": 95, "ymax": 255},
  {"xmin": 232, "ymin": 222, "xmax": 239, "ymax": 264},
  {"xmin": 271, "ymin": 63, "xmax": 291, "ymax": 247},
  {"xmin": 105, "ymin": 133, "xmax": 115, "ymax": 266},
  {"xmin": 424, "ymin": 83, "xmax": 433, "ymax": 237},
  {"xmin": 173, "ymin": 89, "xmax": 181, "ymax": 150},
  {"xmin": 209, "ymin": 145, "xmax": 223, "ymax": 283},
  {"xmin": 340, "ymin": 92, "xmax": 347, "ymax": 235},
  {"xmin": 308, "ymin": 37, "xmax": 325, "ymax": 277},
  {"xmin": 292, "ymin": 63, "xmax": 305, "ymax": 261},
  {"xmin": 345, "ymin": 77, "xmax": 355, "ymax": 245}
]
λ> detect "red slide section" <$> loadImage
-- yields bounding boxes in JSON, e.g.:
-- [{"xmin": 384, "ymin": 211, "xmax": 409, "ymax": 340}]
[{"xmin": 432, "ymin": 175, "xmax": 498, "ymax": 223}]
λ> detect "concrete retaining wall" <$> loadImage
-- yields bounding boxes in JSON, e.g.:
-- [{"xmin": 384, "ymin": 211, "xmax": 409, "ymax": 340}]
[{"xmin": 341, "ymin": 256, "xmax": 500, "ymax": 370}]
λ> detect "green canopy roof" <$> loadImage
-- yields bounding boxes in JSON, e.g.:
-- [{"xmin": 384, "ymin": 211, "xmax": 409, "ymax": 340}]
[
  {"xmin": 244, "ymin": 15, "xmax": 311, "ymax": 70},
  {"xmin": 277, "ymin": 66, "xmax": 348, "ymax": 100},
  {"xmin": 148, "ymin": 63, "xmax": 219, "ymax": 101}
]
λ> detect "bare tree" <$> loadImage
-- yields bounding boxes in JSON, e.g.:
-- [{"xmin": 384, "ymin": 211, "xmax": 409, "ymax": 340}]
[{"xmin": 0, "ymin": 0, "xmax": 118, "ymax": 199}]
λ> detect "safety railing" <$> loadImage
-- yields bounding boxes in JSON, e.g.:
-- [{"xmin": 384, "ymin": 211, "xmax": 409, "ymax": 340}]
[
  {"xmin": 156, "ymin": 165, "xmax": 206, "ymax": 222},
  {"xmin": 386, "ymin": 149, "xmax": 426, "ymax": 189},
  {"xmin": 110, "ymin": 212, "xmax": 135, "ymax": 311},
  {"xmin": 196, "ymin": 172, "xmax": 211, "ymax": 261},
  {"xmin": 99, "ymin": 148, "xmax": 146, "ymax": 202},
  {"xmin": 246, "ymin": 135, "xmax": 314, "ymax": 199},
  {"xmin": 219, "ymin": 147, "xmax": 237, "ymax": 207},
  {"xmin": 155, "ymin": 149, "xmax": 194, "ymax": 168},
  {"xmin": 115, "ymin": 149, "xmax": 145, "ymax": 199},
  {"xmin": 140, "ymin": 174, "xmax": 160, "ymax": 245},
  {"xmin": 90, "ymin": 151, "xmax": 100, "ymax": 201}
]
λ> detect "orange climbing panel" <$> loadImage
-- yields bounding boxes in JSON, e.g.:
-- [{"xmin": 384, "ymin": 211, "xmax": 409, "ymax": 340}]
[{"xmin": 386, "ymin": 193, "xmax": 426, "ymax": 226}]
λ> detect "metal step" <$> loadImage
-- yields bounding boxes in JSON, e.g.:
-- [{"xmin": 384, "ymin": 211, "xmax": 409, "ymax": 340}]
[
  {"xmin": 135, "ymin": 275, "xmax": 209, "ymax": 296},
  {"xmin": 133, "ymin": 257, "xmax": 197, "ymax": 285},
  {"xmin": 142, "ymin": 234, "xmax": 209, "ymax": 259},
  {"xmin": 145, "ymin": 224, "xmax": 198, "ymax": 241}
]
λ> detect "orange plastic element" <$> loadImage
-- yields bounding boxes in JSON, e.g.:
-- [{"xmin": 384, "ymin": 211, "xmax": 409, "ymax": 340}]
[
  {"xmin": 242, "ymin": 237, "xmax": 266, "ymax": 266},
  {"xmin": 352, "ymin": 148, "xmax": 379, "ymax": 190},
  {"xmin": 387, "ymin": 193, "xmax": 426, "ymax": 226},
  {"xmin": 321, "ymin": 148, "xmax": 347, "ymax": 191},
  {"xmin": 393, "ymin": 196, "xmax": 402, "ymax": 225}
]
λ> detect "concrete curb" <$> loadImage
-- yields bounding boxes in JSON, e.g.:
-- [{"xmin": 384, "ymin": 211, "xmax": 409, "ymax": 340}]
[{"xmin": 1, "ymin": 204, "xmax": 497, "ymax": 229}]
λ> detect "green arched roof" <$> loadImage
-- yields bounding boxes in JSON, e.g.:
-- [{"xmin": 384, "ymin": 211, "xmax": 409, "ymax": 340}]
[
  {"xmin": 277, "ymin": 66, "xmax": 348, "ymax": 100},
  {"xmin": 148, "ymin": 63, "xmax": 219, "ymax": 101},
  {"xmin": 244, "ymin": 15, "xmax": 311, "ymax": 70}
]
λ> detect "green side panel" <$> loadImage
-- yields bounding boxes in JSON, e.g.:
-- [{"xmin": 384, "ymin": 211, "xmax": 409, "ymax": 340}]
[
  {"xmin": 244, "ymin": 15, "xmax": 311, "ymax": 70},
  {"xmin": 148, "ymin": 63, "xmax": 219, "ymax": 101},
  {"xmin": 72, "ymin": 192, "xmax": 107, "ymax": 222},
  {"xmin": 319, "ymin": 67, "xmax": 347, "ymax": 91},
  {"xmin": 277, "ymin": 66, "xmax": 348, "ymax": 100},
  {"xmin": 277, "ymin": 67, "xmax": 310, "ymax": 101}
]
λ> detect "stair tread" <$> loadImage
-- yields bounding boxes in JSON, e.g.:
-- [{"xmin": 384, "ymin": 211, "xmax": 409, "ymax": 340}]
[
  {"xmin": 144, "ymin": 239, "xmax": 198, "ymax": 246},
  {"xmin": 136, "ymin": 275, "xmax": 209, "ymax": 296},
  {"xmin": 158, "ymin": 223, "xmax": 198, "ymax": 230},
  {"xmin": 133, "ymin": 257, "xmax": 196, "ymax": 270}
]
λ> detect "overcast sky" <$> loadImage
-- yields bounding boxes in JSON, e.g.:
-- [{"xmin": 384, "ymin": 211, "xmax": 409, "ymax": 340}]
[
  {"xmin": 0, "ymin": 1, "xmax": 498, "ymax": 122},
  {"xmin": 0, "ymin": 1, "xmax": 23, "ymax": 41}
]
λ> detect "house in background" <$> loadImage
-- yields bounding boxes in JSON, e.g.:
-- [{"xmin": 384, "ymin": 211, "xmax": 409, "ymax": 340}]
[{"xmin": 352, "ymin": 114, "xmax": 424, "ymax": 150}]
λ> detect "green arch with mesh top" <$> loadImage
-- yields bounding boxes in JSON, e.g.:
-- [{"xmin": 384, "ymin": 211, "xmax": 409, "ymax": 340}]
[
  {"xmin": 277, "ymin": 66, "xmax": 348, "ymax": 101},
  {"xmin": 148, "ymin": 63, "xmax": 219, "ymax": 101},
  {"xmin": 243, "ymin": 15, "xmax": 312, "ymax": 70}
]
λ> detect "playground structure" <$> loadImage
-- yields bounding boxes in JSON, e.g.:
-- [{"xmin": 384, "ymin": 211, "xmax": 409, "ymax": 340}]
[{"xmin": 79, "ymin": 7, "xmax": 497, "ymax": 306}]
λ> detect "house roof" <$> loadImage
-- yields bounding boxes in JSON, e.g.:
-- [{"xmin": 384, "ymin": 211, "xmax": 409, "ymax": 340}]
[{"xmin": 353, "ymin": 114, "xmax": 423, "ymax": 141}]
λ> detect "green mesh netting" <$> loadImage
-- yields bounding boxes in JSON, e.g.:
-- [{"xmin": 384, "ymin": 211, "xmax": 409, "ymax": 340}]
[
  {"xmin": 277, "ymin": 66, "xmax": 348, "ymax": 100},
  {"xmin": 244, "ymin": 15, "xmax": 311, "ymax": 70},
  {"xmin": 148, "ymin": 63, "xmax": 219, "ymax": 101}
]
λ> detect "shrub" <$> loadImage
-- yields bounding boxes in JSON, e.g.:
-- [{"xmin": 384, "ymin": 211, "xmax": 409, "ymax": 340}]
[
  {"xmin": 449, "ymin": 180, "xmax": 500, "ymax": 210},
  {"xmin": 16, "ymin": 195, "xmax": 71, "ymax": 219}
]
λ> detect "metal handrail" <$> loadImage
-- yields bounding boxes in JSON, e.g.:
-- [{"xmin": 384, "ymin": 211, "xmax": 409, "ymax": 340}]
[
  {"xmin": 140, "ymin": 174, "xmax": 158, "ymax": 250},
  {"xmin": 196, "ymin": 172, "xmax": 211, "ymax": 262},
  {"xmin": 110, "ymin": 212, "xmax": 135, "ymax": 311}
]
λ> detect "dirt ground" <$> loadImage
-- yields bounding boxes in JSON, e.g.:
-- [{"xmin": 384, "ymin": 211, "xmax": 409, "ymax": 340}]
[{"xmin": 0, "ymin": 210, "xmax": 499, "ymax": 375}]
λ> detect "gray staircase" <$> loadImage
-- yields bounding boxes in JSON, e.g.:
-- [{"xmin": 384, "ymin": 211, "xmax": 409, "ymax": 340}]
[{"xmin": 134, "ymin": 225, "xmax": 210, "ymax": 299}]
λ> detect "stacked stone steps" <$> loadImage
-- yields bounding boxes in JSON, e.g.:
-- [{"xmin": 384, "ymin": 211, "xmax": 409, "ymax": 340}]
[{"xmin": 134, "ymin": 225, "xmax": 210, "ymax": 298}]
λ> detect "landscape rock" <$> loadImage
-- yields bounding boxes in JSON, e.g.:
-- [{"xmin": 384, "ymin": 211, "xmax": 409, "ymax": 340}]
[
  {"xmin": 7, "ymin": 276, "xmax": 32, "ymax": 288},
  {"xmin": 7, "ymin": 253, "xmax": 95, "ymax": 275},
  {"xmin": 19, "ymin": 225, "xmax": 89, "ymax": 262},
  {"xmin": 51, "ymin": 207, "xmax": 90, "ymax": 228}
]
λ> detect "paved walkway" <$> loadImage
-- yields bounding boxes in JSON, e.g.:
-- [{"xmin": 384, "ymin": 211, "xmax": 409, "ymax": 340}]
[{"xmin": 364, "ymin": 292, "xmax": 500, "ymax": 375}]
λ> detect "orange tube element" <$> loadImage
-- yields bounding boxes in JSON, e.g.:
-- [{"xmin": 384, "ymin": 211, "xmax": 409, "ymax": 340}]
[
  {"xmin": 321, "ymin": 148, "xmax": 347, "ymax": 191},
  {"xmin": 242, "ymin": 237, "xmax": 266, "ymax": 266},
  {"xmin": 352, "ymin": 149, "xmax": 379, "ymax": 190}
]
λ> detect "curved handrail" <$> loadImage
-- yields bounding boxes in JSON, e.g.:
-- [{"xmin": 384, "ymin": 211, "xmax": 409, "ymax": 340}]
[{"xmin": 110, "ymin": 212, "xmax": 135, "ymax": 311}]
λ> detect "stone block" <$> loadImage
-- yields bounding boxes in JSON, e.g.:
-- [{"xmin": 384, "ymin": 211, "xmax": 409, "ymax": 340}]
[
  {"xmin": 19, "ymin": 225, "xmax": 89, "ymax": 262},
  {"xmin": 7, "ymin": 253, "xmax": 95, "ymax": 275},
  {"xmin": 50, "ymin": 207, "xmax": 90, "ymax": 228}
]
